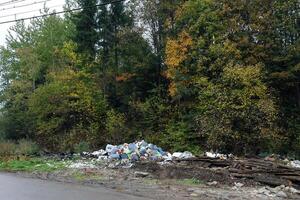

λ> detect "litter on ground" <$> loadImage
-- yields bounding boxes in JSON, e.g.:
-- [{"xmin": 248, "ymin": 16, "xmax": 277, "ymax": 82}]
[{"xmin": 81, "ymin": 140, "xmax": 194, "ymax": 164}]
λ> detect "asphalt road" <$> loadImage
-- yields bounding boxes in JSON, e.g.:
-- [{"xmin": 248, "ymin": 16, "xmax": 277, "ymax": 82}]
[{"xmin": 0, "ymin": 173, "xmax": 151, "ymax": 200}]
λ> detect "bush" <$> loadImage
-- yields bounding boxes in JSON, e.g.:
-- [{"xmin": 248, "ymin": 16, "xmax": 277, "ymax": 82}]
[
  {"xmin": 105, "ymin": 109, "xmax": 129, "ymax": 144},
  {"xmin": 0, "ymin": 141, "xmax": 16, "ymax": 157},
  {"xmin": 0, "ymin": 140, "xmax": 39, "ymax": 157},
  {"xmin": 16, "ymin": 139, "xmax": 40, "ymax": 156},
  {"xmin": 28, "ymin": 69, "xmax": 108, "ymax": 152},
  {"xmin": 196, "ymin": 65, "xmax": 278, "ymax": 154},
  {"xmin": 74, "ymin": 141, "xmax": 90, "ymax": 153},
  {"xmin": 156, "ymin": 121, "xmax": 202, "ymax": 155}
]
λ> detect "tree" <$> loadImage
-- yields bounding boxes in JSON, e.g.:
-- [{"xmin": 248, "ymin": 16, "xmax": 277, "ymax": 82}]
[
  {"xmin": 266, "ymin": 0, "xmax": 300, "ymax": 154},
  {"xmin": 0, "ymin": 0, "xmax": 298, "ymax": 156},
  {"xmin": 134, "ymin": 0, "xmax": 184, "ymax": 87},
  {"xmin": 165, "ymin": 0, "xmax": 279, "ymax": 154},
  {"xmin": 73, "ymin": 0, "xmax": 98, "ymax": 59},
  {"xmin": 29, "ymin": 64, "xmax": 108, "ymax": 151},
  {"xmin": 97, "ymin": 0, "xmax": 111, "ymax": 68},
  {"xmin": 0, "ymin": 16, "xmax": 75, "ymax": 141}
]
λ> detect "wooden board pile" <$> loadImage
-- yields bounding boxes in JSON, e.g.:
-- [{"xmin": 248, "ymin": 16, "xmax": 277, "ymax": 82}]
[{"xmin": 176, "ymin": 157, "xmax": 300, "ymax": 188}]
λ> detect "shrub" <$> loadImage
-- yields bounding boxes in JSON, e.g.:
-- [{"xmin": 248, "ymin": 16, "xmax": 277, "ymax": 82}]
[
  {"xmin": 74, "ymin": 141, "xmax": 90, "ymax": 153},
  {"xmin": 16, "ymin": 139, "xmax": 40, "ymax": 156},
  {"xmin": 0, "ymin": 140, "xmax": 40, "ymax": 157},
  {"xmin": 28, "ymin": 69, "xmax": 108, "ymax": 152},
  {"xmin": 0, "ymin": 141, "xmax": 16, "ymax": 157},
  {"xmin": 105, "ymin": 109, "xmax": 129, "ymax": 144},
  {"xmin": 196, "ymin": 65, "xmax": 279, "ymax": 154},
  {"xmin": 159, "ymin": 121, "xmax": 202, "ymax": 155}
]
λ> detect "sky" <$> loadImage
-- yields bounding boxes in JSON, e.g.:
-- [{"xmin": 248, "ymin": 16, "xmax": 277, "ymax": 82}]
[{"xmin": 0, "ymin": 0, "xmax": 64, "ymax": 46}]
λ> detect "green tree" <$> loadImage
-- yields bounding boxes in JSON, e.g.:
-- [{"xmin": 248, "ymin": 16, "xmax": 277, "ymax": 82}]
[
  {"xmin": 29, "ymin": 66, "xmax": 108, "ymax": 152},
  {"xmin": 0, "ymin": 16, "xmax": 75, "ymax": 141},
  {"xmin": 97, "ymin": 0, "xmax": 111, "ymax": 68},
  {"xmin": 267, "ymin": 0, "xmax": 300, "ymax": 155},
  {"xmin": 134, "ymin": 0, "xmax": 184, "ymax": 87},
  {"xmin": 73, "ymin": 0, "xmax": 98, "ymax": 59},
  {"xmin": 165, "ymin": 0, "xmax": 280, "ymax": 154}
]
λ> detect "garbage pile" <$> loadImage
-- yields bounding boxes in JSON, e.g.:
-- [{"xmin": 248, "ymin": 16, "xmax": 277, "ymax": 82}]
[
  {"xmin": 85, "ymin": 140, "xmax": 194, "ymax": 163},
  {"xmin": 205, "ymin": 152, "xmax": 234, "ymax": 160},
  {"xmin": 288, "ymin": 160, "xmax": 300, "ymax": 168}
]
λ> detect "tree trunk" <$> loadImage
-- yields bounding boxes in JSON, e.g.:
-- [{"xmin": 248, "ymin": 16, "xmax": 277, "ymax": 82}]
[{"xmin": 296, "ymin": 82, "xmax": 300, "ymax": 107}]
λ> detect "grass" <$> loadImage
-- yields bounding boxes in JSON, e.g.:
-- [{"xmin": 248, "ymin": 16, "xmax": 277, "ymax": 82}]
[
  {"xmin": 0, "ymin": 140, "xmax": 40, "ymax": 157},
  {"xmin": 0, "ymin": 158, "xmax": 67, "ymax": 172},
  {"xmin": 0, "ymin": 157, "xmax": 104, "ymax": 183},
  {"xmin": 71, "ymin": 171, "xmax": 103, "ymax": 181},
  {"xmin": 143, "ymin": 178, "xmax": 160, "ymax": 185}
]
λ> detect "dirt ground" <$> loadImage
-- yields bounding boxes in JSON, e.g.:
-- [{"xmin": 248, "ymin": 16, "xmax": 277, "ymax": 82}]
[{"xmin": 16, "ymin": 161, "xmax": 300, "ymax": 200}]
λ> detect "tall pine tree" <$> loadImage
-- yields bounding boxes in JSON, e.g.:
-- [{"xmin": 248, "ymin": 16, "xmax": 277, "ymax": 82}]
[{"xmin": 73, "ymin": 0, "xmax": 97, "ymax": 59}]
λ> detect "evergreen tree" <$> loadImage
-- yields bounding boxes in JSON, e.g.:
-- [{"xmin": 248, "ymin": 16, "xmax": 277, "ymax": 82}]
[
  {"xmin": 267, "ymin": 0, "xmax": 300, "ymax": 154},
  {"xmin": 73, "ymin": 0, "xmax": 98, "ymax": 59},
  {"xmin": 97, "ymin": 0, "xmax": 111, "ymax": 68}
]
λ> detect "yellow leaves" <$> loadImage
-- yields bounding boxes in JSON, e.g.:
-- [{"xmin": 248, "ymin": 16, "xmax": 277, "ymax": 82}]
[
  {"xmin": 54, "ymin": 41, "xmax": 81, "ymax": 69},
  {"xmin": 223, "ymin": 64, "xmax": 263, "ymax": 87},
  {"xmin": 165, "ymin": 31, "xmax": 193, "ymax": 96},
  {"xmin": 165, "ymin": 31, "xmax": 193, "ymax": 73},
  {"xmin": 48, "ymin": 68, "xmax": 76, "ymax": 82},
  {"xmin": 115, "ymin": 73, "xmax": 136, "ymax": 82},
  {"xmin": 168, "ymin": 82, "xmax": 178, "ymax": 97},
  {"xmin": 270, "ymin": 71, "xmax": 292, "ymax": 80},
  {"xmin": 222, "ymin": 40, "xmax": 242, "ymax": 60},
  {"xmin": 174, "ymin": 4, "xmax": 184, "ymax": 20},
  {"xmin": 61, "ymin": 42, "xmax": 78, "ymax": 64}
]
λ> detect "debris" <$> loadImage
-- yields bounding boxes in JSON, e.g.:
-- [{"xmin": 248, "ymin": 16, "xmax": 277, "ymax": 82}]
[
  {"xmin": 96, "ymin": 156, "xmax": 108, "ymax": 161},
  {"xmin": 257, "ymin": 187, "xmax": 275, "ymax": 197},
  {"xmin": 91, "ymin": 149, "xmax": 106, "ymax": 157},
  {"xmin": 175, "ymin": 157, "xmax": 300, "ymax": 187},
  {"xmin": 276, "ymin": 191, "xmax": 287, "ymax": 198},
  {"xmin": 134, "ymin": 171, "xmax": 150, "ymax": 178},
  {"xmin": 82, "ymin": 140, "xmax": 194, "ymax": 165},
  {"xmin": 234, "ymin": 182, "xmax": 244, "ymax": 188},
  {"xmin": 172, "ymin": 151, "xmax": 194, "ymax": 159},
  {"xmin": 190, "ymin": 193, "xmax": 199, "ymax": 197},
  {"xmin": 205, "ymin": 152, "xmax": 233, "ymax": 159},
  {"xmin": 187, "ymin": 188, "xmax": 196, "ymax": 192},
  {"xmin": 288, "ymin": 187, "xmax": 300, "ymax": 194},
  {"xmin": 68, "ymin": 161, "xmax": 97, "ymax": 169},
  {"xmin": 289, "ymin": 160, "xmax": 300, "ymax": 168},
  {"xmin": 162, "ymin": 153, "xmax": 173, "ymax": 161},
  {"xmin": 254, "ymin": 185, "xmax": 300, "ymax": 198},
  {"xmin": 207, "ymin": 181, "xmax": 218, "ymax": 186}
]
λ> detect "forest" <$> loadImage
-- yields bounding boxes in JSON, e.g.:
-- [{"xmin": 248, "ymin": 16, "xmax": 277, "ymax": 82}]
[{"xmin": 0, "ymin": 0, "xmax": 299, "ymax": 157}]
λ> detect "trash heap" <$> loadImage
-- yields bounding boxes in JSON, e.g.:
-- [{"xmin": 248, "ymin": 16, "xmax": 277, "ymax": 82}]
[
  {"xmin": 86, "ymin": 140, "xmax": 194, "ymax": 162},
  {"xmin": 205, "ymin": 152, "xmax": 234, "ymax": 160},
  {"xmin": 288, "ymin": 160, "xmax": 300, "ymax": 168}
]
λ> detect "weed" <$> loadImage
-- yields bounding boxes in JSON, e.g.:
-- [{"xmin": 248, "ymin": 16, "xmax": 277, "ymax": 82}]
[
  {"xmin": 16, "ymin": 139, "xmax": 40, "ymax": 156},
  {"xmin": 0, "ymin": 158, "xmax": 67, "ymax": 172},
  {"xmin": 71, "ymin": 171, "xmax": 103, "ymax": 181},
  {"xmin": 0, "ymin": 141, "xmax": 16, "ymax": 157}
]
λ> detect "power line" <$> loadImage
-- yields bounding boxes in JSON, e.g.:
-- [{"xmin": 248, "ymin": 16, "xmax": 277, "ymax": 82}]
[
  {"xmin": 0, "ymin": 0, "xmax": 26, "ymax": 7},
  {"xmin": 0, "ymin": 0, "xmax": 53, "ymax": 12},
  {"xmin": 0, "ymin": 0, "xmax": 125, "ymax": 25},
  {"xmin": 0, "ymin": 4, "xmax": 63, "ymax": 19}
]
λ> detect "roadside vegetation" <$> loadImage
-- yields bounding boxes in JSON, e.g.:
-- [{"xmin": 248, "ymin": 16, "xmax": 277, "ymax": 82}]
[
  {"xmin": 0, "ymin": 158, "xmax": 66, "ymax": 172},
  {"xmin": 0, "ymin": 0, "xmax": 299, "ymax": 158},
  {"xmin": 0, "ymin": 140, "xmax": 66, "ymax": 172},
  {"xmin": 0, "ymin": 140, "xmax": 39, "ymax": 157}
]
